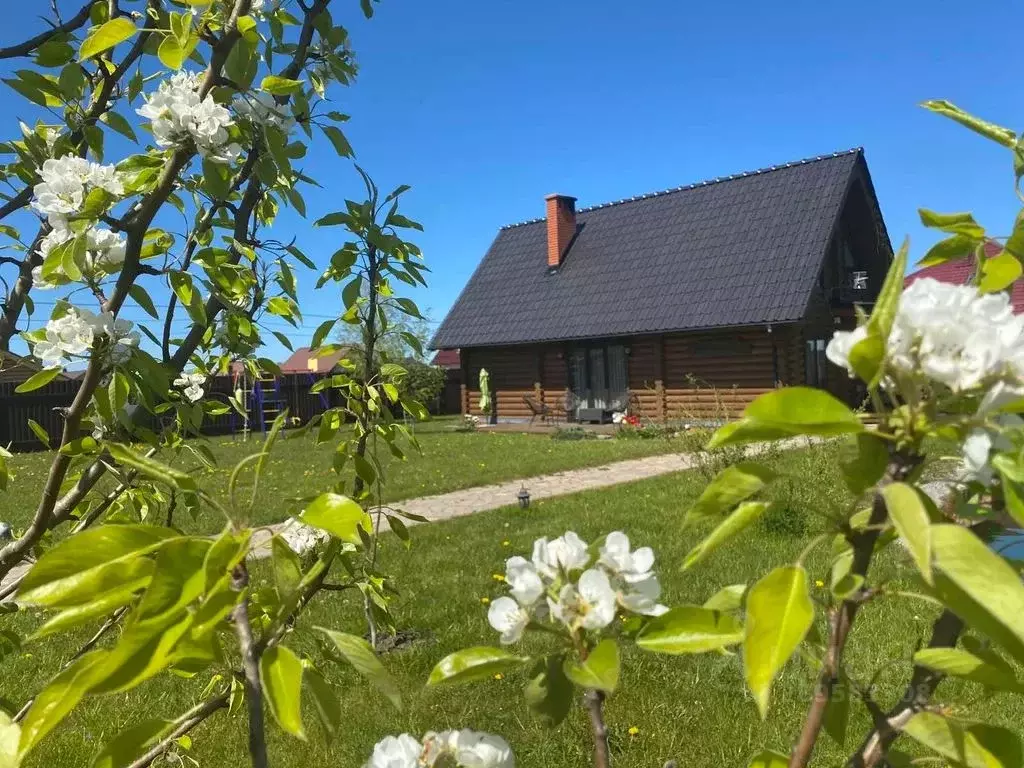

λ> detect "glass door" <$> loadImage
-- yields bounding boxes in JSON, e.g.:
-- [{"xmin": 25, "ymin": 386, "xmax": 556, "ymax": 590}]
[{"xmin": 569, "ymin": 342, "xmax": 628, "ymax": 417}]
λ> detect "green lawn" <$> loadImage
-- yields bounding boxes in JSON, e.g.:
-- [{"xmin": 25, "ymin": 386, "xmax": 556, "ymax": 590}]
[
  {"xmin": 5, "ymin": 440, "xmax": 1017, "ymax": 768},
  {"xmin": 1, "ymin": 417, "xmax": 688, "ymax": 534}
]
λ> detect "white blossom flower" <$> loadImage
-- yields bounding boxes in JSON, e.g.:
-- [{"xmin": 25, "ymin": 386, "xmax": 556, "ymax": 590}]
[
  {"xmin": 598, "ymin": 532, "xmax": 667, "ymax": 616},
  {"xmin": 826, "ymin": 279, "xmax": 1024, "ymax": 396},
  {"xmin": 233, "ymin": 91, "xmax": 296, "ymax": 133},
  {"xmin": 31, "ymin": 155, "xmax": 123, "ymax": 225},
  {"xmin": 825, "ymin": 324, "xmax": 868, "ymax": 373},
  {"xmin": 531, "ymin": 531, "xmax": 589, "ymax": 581},
  {"xmin": 599, "ymin": 531, "xmax": 654, "ymax": 580},
  {"xmin": 548, "ymin": 568, "xmax": 617, "ymax": 631},
  {"xmin": 32, "ymin": 309, "xmax": 96, "ymax": 367},
  {"xmin": 487, "ymin": 596, "xmax": 530, "ymax": 644},
  {"xmin": 174, "ymin": 371, "xmax": 206, "ymax": 403},
  {"xmin": 363, "ymin": 733, "xmax": 422, "ymax": 768},
  {"xmin": 423, "ymin": 729, "xmax": 515, "ymax": 768},
  {"xmin": 277, "ymin": 520, "xmax": 329, "ymax": 556},
  {"xmin": 962, "ymin": 429, "xmax": 994, "ymax": 484},
  {"xmin": 137, "ymin": 71, "xmax": 241, "ymax": 163},
  {"xmin": 504, "ymin": 556, "xmax": 544, "ymax": 607}
]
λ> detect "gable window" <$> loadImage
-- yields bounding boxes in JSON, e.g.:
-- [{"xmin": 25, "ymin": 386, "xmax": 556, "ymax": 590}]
[{"xmin": 806, "ymin": 339, "xmax": 828, "ymax": 388}]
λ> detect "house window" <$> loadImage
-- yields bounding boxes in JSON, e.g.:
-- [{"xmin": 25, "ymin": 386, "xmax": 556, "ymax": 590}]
[{"xmin": 806, "ymin": 339, "xmax": 828, "ymax": 387}]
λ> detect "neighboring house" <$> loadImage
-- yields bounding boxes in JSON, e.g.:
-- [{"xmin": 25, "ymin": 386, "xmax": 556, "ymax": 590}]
[
  {"xmin": 0, "ymin": 350, "xmax": 71, "ymax": 385},
  {"xmin": 278, "ymin": 346, "xmax": 352, "ymax": 374},
  {"xmin": 431, "ymin": 148, "xmax": 893, "ymax": 422},
  {"xmin": 431, "ymin": 349, "xmax": 462, "ymax": 414},
  {"xmin": 904, "ymin": 242, "xmax": 1023, "ymax": 310}
]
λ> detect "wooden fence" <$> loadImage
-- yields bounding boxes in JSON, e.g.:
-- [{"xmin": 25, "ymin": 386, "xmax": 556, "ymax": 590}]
[{"xmin": 0, "ymin": 372, "xmax": 339, "ymax": 452}]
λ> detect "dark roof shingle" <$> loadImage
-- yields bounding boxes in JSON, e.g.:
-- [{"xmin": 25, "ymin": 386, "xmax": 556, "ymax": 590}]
[{"xmin": 432, "ymin": 149, "xmax": 866, "ymax": 348}]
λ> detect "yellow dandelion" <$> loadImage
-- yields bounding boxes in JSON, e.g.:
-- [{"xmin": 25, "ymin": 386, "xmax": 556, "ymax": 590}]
[
  {"xmin": 814, "ymin": 579, "xmax": 825, "ymax": 588},
  {"xmin": 480, "ymin": 597, "xmax": 490, "ymax": 605},
  {"xmin": 628, "ymin": 726, "xmax": 640, "ymax": 737},
  {"xmin": 501, "ymin": 540, "xmax": 511, "ymax": 547},
  {"xmin": 492, "ymin": 573, "xmax": 506, "ymax": 582},
  {"xmin": 493, "ymin": 673, "xmax": 504, "ymax": 680}
]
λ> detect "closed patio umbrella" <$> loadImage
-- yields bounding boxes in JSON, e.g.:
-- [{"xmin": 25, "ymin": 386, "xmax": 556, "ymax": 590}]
[{"xmin": 479, "ymin": 368, "xmax": 492, "ymax": 417}]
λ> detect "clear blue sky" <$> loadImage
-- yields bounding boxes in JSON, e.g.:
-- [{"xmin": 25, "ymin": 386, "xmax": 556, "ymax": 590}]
[{"xmin": 4, "ymin": 0, "xmax": 1022, "ymax": 363}]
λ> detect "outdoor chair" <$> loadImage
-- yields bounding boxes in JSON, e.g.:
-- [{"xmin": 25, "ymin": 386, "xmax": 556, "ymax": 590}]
[{"xmin": 523, "ymin": 393, "xmax": 559, "ymax": 425}]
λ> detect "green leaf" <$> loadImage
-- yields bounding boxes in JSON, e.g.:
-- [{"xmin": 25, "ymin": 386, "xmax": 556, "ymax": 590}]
[
  {"xmin": 91, "ymin": 718, "xmax": 172, "ymax": 768},
  {"xmin": 427, "ymin": 646, "xmax": 529, "ymax": 686},
  {"xmin": 637, "ymin": 605, "xmax": 744, "ymax": 654},
  {"xmin": 134, "ymin": 538, "xmax": 210, "ymax": 622},
  {"xmin": 744, "ymin": 565, "xmax": 814, "ymax": 718},
  {"xmin": 0, "ymin": 712, "xmax": 19, "ymax": 768},
  {"xmin": 14, "ymin": 367, "xmax": 61, "ymax": 393},
  {"xmin": 747, "ymin": 750, "xmax": 789, "ymax": 768},
  {"xmin": 26, "ymin": 419, "xmax": 50, "ymax": 449},
  {"xmin": 32, "ymin": 580, "xmax": 146, "ymax": 640},
  {"xmin": 304, "ymin": 668, "xmax": 340, "ymax": 742},
  {"xmin": 128, "ymin": 285, "xmax": 158, "ymax": 319},
  {"xmin": 851, "ymin": 238, "xmax": 909, "ymax": 386},
  {"xmin": 18, "ymin": 651, "xmax": 108, "ymax": 758},
  {"xmin": 352, "ymin": 454, "xmax": 376, "ymax": 486},
  {"xmin": 563, "ymin": 639, "xmax": 619, "ymax": 693},
  {"xmin": 979, "ymin": 251, "xmax": 1023, "ymax": 293},
  {"xmin": 169, "ymin": 271, "xmax": 206, "ymax": 326},
  {"xmin": 707, "ymin": 388, "xmax": 862, "ymax": 449},
  {"xmin": 236, "ymin": 14, "xmax": 258, "ymax": 42},
  {"xmin": 919, "ymin": 233, "xmax": 980, "ymax": 268},
  {"xmin": 100, "ymin": 111, "xmax": 137, "ymax": 142},
  {"xmin": 271, "ymin": 535, "xmax": 302, "ymax": 597},
  {"xmin": 840, "ymin": 434, "xmax": 889, "ymax": 495},
  {"xmin": 79, "ymin": 18, "xmax": 138, "ymax": 61},
  {"xmin": 310, "ymin": 318, "xmax": 336, "ymax": 349},
  {"xmin": 931, "ymin": 524, "xmax": 1024, "ymax": 663},
  {"xmin": 823, "ymin": 676, "xmax": 850, "ymax": 746},
  {"xmin": 107, "ymin": 443, "xmax": 197, "ymax": 491},
  {"xmin": 524, "ymin": 654, "xmax": 573, "ymax": 726},
  {"xmin": 17, "ymin": 525, "xmax": 176, "ymax": 607},
  {"xmin": 918, "ymin": 208, "xmax": 988, "ymax": 238},
  {"xmin": 259, "ymin": 646, "xmax": 305, "ymax": 740},
  {"xmin": 901, "ymin": 711, "xmax": 1021, "ymax": 768},
  {"xmin": 683, "ymin": 463, "xmax": 774, "ymax": 524},
  {"xmin": 913, "ymin": 647, "xmax": 1024, "ymax": 693},
  {"xmin": 682, "ymin": 501, "xmax": 768, "ymax": 571},
  {"xmin": 703, "ymin": 584, "xmax": 746, "ymax": 613},
  {"xmin": 320, "ymin": 125, "xmax": 353, "ymax": 158},
  {"xmin": 298, "ymin": 493, "xmax": 370, "ymax": 544},
  {"xmin": 316, "ymin": 628, "xmax": 402, "ymax": 710},
  {"xmin": 261, "ymin": 75, "xmax": 303, "ymax": 95},
  {"xmin": 60, "ymin": 436, "xmax": 98, "ymax": 457},
  {"xmin": 881, "ymin": 483, "xmax": 932, "ymax": 584},
  {"xmin": 922, "ymin": 100, "xmax": 1017, "ymax": 149},
  {"xmin": 271, "ymin": 331, "xmax": 294, "ymax": 352}
]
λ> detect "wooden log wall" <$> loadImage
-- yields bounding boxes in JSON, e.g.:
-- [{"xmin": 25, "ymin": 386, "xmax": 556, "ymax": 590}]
[{"xmin": 459, "ymin": 325, "xmax": 814, "ymax": 422}]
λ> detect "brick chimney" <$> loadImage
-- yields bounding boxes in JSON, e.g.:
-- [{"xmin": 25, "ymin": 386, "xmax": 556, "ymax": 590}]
[{"xmin": 545, "ymin": 193, "xmax": 577, "ymax": 268}]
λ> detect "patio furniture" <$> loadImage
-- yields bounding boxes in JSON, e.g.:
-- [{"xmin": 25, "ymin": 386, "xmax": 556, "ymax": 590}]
[
  {"xmin": 524, "ymin": 394, "xmax": 557, "ymax": 425},
  {"xmin": 577, "ymin": 407, "xmax": 611, "ymax": 424}
]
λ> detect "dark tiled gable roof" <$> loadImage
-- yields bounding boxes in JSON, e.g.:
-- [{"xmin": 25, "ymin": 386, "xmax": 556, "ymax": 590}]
[{"xmin": 432, "ymin": 149, "xmax": 866, "ymax": 348}]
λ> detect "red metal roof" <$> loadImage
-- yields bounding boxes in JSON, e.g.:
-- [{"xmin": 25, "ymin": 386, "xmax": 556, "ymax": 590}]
[
  {"xmin": 279, "ymin": 346, "xmax": 351, "ymax": 373},
  {"xmin": 431, "ymin": 349, "xmax": 460, "ymax": 368},
  {"xmin": 904, "ymin": 242, "xmax": 1024, "ymax": 313}
]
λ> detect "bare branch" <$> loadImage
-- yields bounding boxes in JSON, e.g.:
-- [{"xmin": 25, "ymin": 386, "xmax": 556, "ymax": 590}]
[
  {"xmin": 584, "ymin": 690, "xmax": 611, "ymax": 768},
  {"xmin": 126, "ymin": 692, "xmax": 230, "ymax": 768},
  {"xmin": 232, "ymin": 561, "xmax": 269, "ymax": 768},
  {"xmin": 0, "ymin": 2, "xmax": 94, "ymax": 59},
  {"xmin": 847, "ymin": 610, "xmax": 963, "ymax": 768}
]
